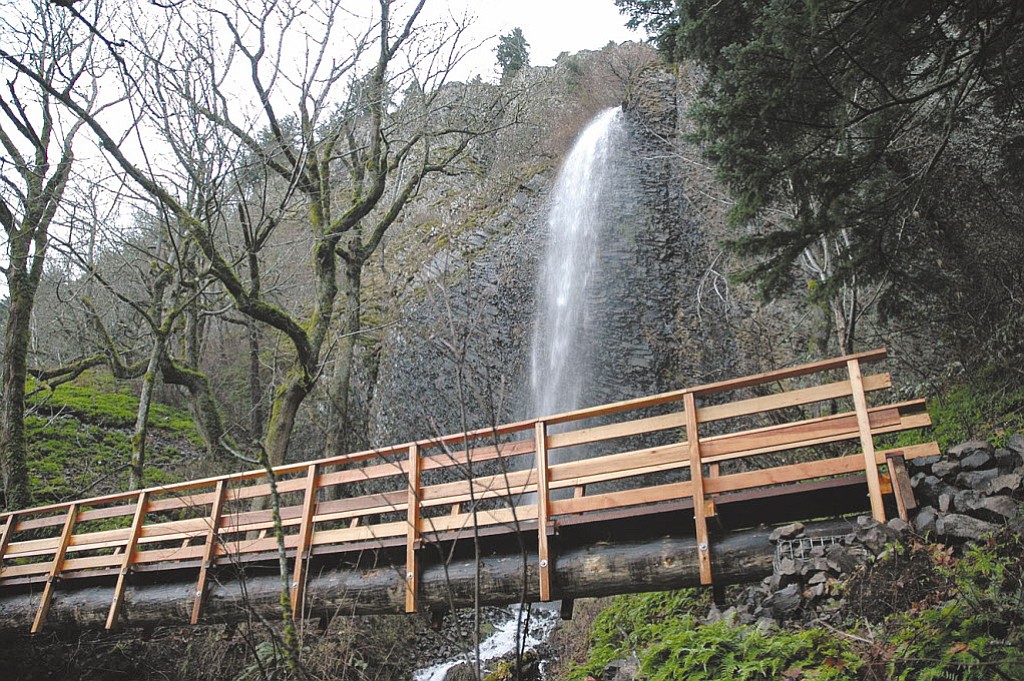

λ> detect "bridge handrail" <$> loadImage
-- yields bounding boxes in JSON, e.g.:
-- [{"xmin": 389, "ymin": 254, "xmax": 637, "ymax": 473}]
[{"xmin": 0, "ymin": 347, "xmax": 937, "ymax": 632}]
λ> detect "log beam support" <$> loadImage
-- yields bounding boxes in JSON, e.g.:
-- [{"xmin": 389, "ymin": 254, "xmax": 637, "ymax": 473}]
[{"xmin": 0, "ymin": 519, "xmax": 856, "ymax": 635}]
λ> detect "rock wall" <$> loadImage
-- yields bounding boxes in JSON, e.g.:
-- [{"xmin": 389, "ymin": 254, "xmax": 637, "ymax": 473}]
[
  {"xmin": 369, "ymin": 65, "xmax": 737, "ymax": 445},
  {"xmin": 714, "ymin": 434, "xmax": 1024, "ymax": 628}
]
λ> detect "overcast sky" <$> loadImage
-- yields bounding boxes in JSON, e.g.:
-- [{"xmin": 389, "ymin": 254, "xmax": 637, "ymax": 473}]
[{"xmin": 442, "ymin": 0, "xmax": 646, "ymax": 77}]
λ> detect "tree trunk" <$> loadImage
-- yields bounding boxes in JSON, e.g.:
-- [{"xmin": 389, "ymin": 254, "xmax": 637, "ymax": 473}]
[
  {"xmin": 129, "ymin": 337, "xmax": 165, "ymax": 490},
  {"xmin": 0, "ymin": 270, "xmax": 35, "ymax": 510},
  {"xmin": 247, "ymin": 317, "xmax": 264, "ymax": 443},
  {"xmin": 265, "ymin": 377, "xmax": 309, "ymax": 465},
  {"xmin": 159, "ymin": 357, "xmax": 230, "ymax": 461},
  {"xmin": 326, "ymin": 260, "xmax": 362, "ymax": 459}
]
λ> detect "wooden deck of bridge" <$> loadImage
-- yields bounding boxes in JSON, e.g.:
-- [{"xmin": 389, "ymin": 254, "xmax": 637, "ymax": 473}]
[{"xmin": 0, "ymin": 348, "xmax": 937, "ymax": 633}]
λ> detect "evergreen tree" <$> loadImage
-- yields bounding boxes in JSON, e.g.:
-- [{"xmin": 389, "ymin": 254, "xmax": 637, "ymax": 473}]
[
  {"xmin": 622, "ymin": 0, "xmax": 1024, "ymax": 359},
  {"xmin": 496, "ymin": 27, "xmax": 530, "ymax": 79}
]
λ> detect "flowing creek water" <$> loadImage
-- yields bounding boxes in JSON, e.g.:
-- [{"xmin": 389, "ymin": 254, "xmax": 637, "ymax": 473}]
[{"xmin": 414, "ymin": 107, "xmax": 628, "ymax": 680}]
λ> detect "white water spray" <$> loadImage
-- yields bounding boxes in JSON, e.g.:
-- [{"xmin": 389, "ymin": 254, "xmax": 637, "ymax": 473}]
[{"xmin": 530, "ymin": 107, "xmax": 625, "ymax": 418}]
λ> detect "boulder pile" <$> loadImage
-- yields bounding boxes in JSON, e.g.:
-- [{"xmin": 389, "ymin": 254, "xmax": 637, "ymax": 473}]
[{"xmin": 711, "ymin": 434, "xmax": 1024, "ymax": 628}]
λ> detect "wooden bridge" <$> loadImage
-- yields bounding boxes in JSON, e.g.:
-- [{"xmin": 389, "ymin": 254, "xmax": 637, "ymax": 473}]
[{"xmin": 0, "ymin": 349, "xmax": 937, "ymax": 634}]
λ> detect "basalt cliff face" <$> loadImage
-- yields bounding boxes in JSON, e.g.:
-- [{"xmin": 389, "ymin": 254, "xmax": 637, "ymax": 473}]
[{"xmin": 368, "ymin": 64, "xmax": 736, "ymax": 445}]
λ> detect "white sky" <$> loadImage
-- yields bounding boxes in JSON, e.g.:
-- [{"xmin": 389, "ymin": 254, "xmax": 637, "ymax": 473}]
[{"xmin": 441, "ymin": 0, "xmax": 646, "ymax": 77}]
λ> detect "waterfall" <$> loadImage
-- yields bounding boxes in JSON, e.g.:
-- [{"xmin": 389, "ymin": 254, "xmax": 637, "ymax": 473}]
[
  {"xmin": 414, "ymin": 108, "xmax": 630, "ymax": 681},
  {"xmin": 530, "ymin": 106, "xmax": 625, "ymax": 419}
]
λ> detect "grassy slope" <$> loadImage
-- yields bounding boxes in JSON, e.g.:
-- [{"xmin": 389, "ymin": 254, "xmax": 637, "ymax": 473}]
[{"xmin": 25, "ymin": 371, "xmax": 204, "ymax": 505}]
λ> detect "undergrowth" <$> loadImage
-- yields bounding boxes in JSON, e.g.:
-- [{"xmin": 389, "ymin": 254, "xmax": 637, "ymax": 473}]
[
  {"xmin": 891, "ymin": 364, "xmax": 1024, "ymax": 451},
  {"xmin": 568, "ymin": 590, "xmax": 861, "ymax": 680},
  {"xmin": 876, "ymin": 530, "xmax": 1024, "ymax": 680},
  {"xmin": 569, "ymin": 530, "xmax": 1024, "ymax": 681}
]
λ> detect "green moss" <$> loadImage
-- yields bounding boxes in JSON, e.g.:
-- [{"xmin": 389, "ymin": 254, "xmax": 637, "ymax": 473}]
[
  {"xmin": 889, "ymin": 365, "xmax": 1024, "ymax": 451},
  {"xmin": 24, "ymin": 372, "xmax": 201, "ymax": 504},
  {"xmin": 569, "ymin": 590, "xmax": 861, "ymax": 681},
  {"xmin": 28, "ymin": 371, "xmax": 200, "ymax": 442}
]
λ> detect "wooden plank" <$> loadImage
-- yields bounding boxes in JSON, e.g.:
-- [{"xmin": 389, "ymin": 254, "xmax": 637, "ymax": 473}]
[
  {"xmin": 548, "ymin": 412, "xmax": 685, "ymax": 450},
  {"xmin": 191, "ymin": 479, "xmax": 227, "ymax": 625},
  {"xmin": 0, "ymin": 513, "xmax": 13, "ymax": 553},
  {"xmin": 536, "ymin": 421, "xmax": 552, "ymax": 601},
  {"xmin": 291, "ymin": 464, "xmax": 319, "ymax": 619},
  {"xmin": 8, "ymin": 514, "xmax": 70, "ymax": 533},
  {"xmin": 132, "ymin": 543, "xmax": 207, "ymax": 564},
  {"xmin": 74, "ymin": 504, "xmax": 139, "ymax": 524},
  {"xmin": 0, "ymin": 512, "xmax": 16, "ymax": 572},
  {"xmin": 887, "ymin": 454, "xmax": 917, "ymax": 521},
  {"xmin": 541, "ymin": 348, "xmax": 888, "ymax": 427},
  {"xmin": 420, "ymin": 468, "xmax": 535, "ymax": 507},
  {"xmin": 848, "ymin": 359, "xmax": 886, "ymax": 522},
  {"xmin": 704, "ymin": 443, "xmax": 940, "ymax": 495},
  {"xmin": 3, "ymin": 536, "xmax": 62, "ymax": 559},
  {"xmin": 706, "ymin": 463, "xmax": 720, "ymax": 518},
  {"xmin": 105, "ymin": 491, "xmax": 149, "ymax": 630},
  {"xmin": 310, "ymin": 520, "xmax": 408, "ymax": 546},
  {"xmin": 550, "ymin": 481, "xmax": 692, "ymax": 516},
  {"xmin": 419, "ymin": 506, "xmax": 536, "ymax": 537},
  {"xmin": 546, "ymin": 373, "xmax": 891, "ymax": 451},
  {"xmin": 405, "ymin": 444, "xmax": 421, "ymax": 613},
  {"xmin": 139, "ymin": 517, "xmax": 215, "ymax": 540},
  {"xmin": 61, "ymin": 553, "xmax": 123, "ymax": 573},
  {"xmin": 701, "ymin": 409, "xmax": 930, "ymax": 467},
  {"xmin": 700, "ymin": 407, "xmax": 900, "ymax": 460},
  {"xmin": 31, "ymin": 502, "xmax": 78, "ymax": 634},
  {"xmin": 685, "ymin": 393, "xmax": 712, "ymax": 585},
  {"xmin": 549, "ymin": 443, "xmax": 688, "ymax": 487},
  {"xmin": 698, "ymin": 373, "xmax": 891, "ymax": 424},
  {"xmin": 421, "ymin": 438, "xmax": 535, "ymax": 472}
]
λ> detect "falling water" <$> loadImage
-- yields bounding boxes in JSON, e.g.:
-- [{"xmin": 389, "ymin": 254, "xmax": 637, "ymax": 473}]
[
  {"xmin": 530, "ymin": 107, "xmax": 625, "ymax": 418},
  {"xmin": 414, "ymin": 108, "xmax": 628, "ymax": 681}
]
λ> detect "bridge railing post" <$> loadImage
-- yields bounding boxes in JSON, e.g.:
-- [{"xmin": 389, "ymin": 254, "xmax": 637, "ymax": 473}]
[
  {"xmin": 106, "ymin": 490, "xmax": 149, "ymax": 630},
  {"xmin": 191, "ymin": 479, "xmax": 228, "ymax": 625},
  {"xmin": 291, "ymin": 463, "xmax": 320, "ymax": 619},
  {"xmin": 32, "ymin": 502, "xmax": 78, "ymax": 634},
  {"xmin": 847, "ymin": 358, "xmax": 887, "ymax": 522},
  {"xmin": 684, "ymin": 392, "xmax": 713, "ymax": 586},
  {"xmin": 535, "ymin": 420, "xmax": 552, "ymax": 601},
  {"xmin": 405, "ymin": 443, "xmax": 421, "ymax": 613},
  {"xmin": 0, "ymin": 512, "xmax": 15, "ymax": 568}
]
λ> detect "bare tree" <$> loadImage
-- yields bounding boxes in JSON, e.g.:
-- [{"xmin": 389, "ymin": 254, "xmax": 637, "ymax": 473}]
[
  {"xmin": 0, "ymin": 0, "xmax": 104, "ymax": 508},
  {"xmin": 34, "ymin": 0, "xmax": 506, "ymax": 466}
]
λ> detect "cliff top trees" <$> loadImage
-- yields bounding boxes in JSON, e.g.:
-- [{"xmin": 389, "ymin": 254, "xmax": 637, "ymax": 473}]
[
  {"xmin": 621, "ymin": 0, "xmax": 1024, "ymax": 360},
  {"xmin": 496, "ymin": 27, "xmax": 530, "ymax": 79}
]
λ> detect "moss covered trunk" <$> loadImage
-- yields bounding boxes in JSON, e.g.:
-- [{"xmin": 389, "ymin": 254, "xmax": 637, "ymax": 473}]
[
  {"xmin": 265, "ymin": 378, "xmax": 309, "ymax": 466},
  {"xmin": 0, "ymin": 271, "xmax": 35, "ymax": 510},
  {"xmin": 129, "ymin": 337, "xmax": 165, "ymax": 490},
  {"xmin": 326, "ymin": 259, "xmax": 363, "ymax": 459}
]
